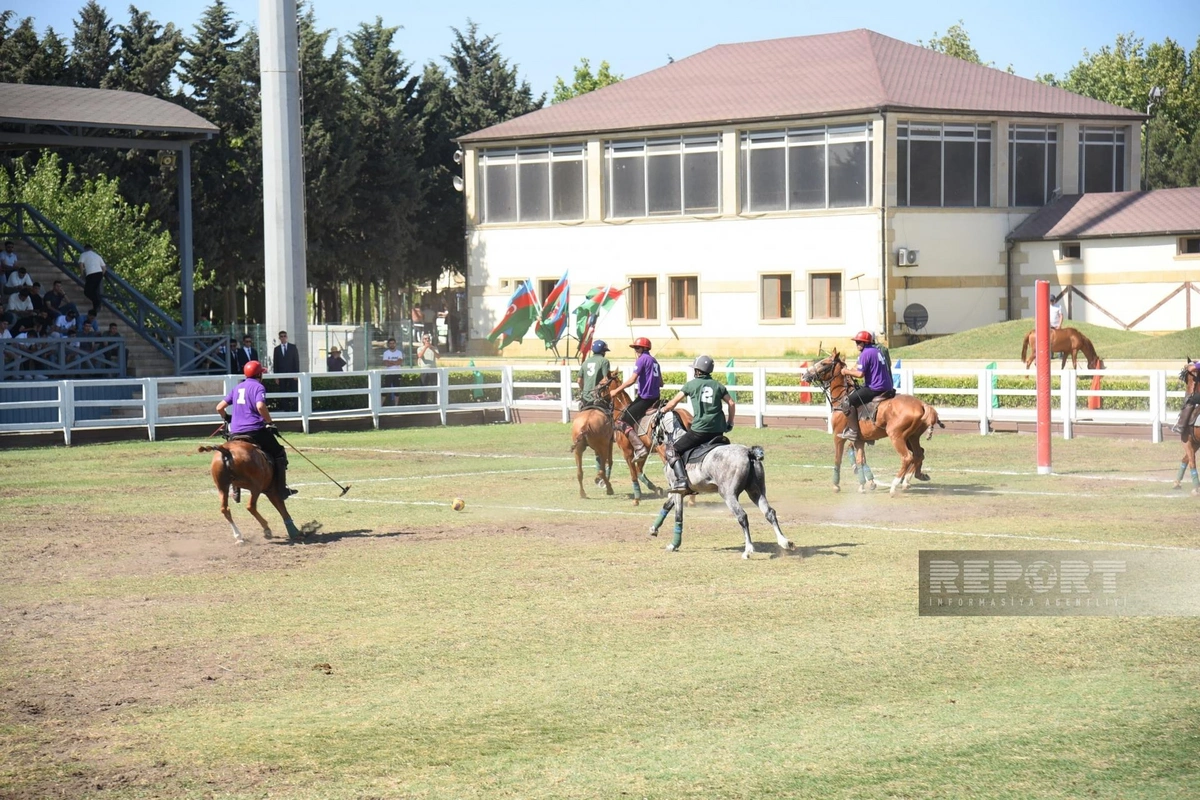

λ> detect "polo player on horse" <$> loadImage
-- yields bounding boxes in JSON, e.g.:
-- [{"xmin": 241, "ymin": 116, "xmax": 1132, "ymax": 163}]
[
  {"xmin": 659, "ymin": 354, "xmax": 735, "ymax": 494},
  {"xmin": 838, "ymin": 331, "xmax": 894, "ymax": 442},
  {"xmin": 216, "ymin": 360, "xmax": 296, "ymax": 501},
  {"xmin": 579, "ymin": 339, "xmax": 613, "ymax": 410}
]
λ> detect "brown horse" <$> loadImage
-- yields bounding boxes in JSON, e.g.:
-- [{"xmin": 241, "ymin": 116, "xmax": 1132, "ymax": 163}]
[
  {"xmin": 802, "ymin": 350, "xmax": 944, "ymax": 495},
  {"xmin": 199, "ymin": 440, "xmax": 302, "ymax": 543},
  {"xmin": 1021, "ymin": 327, "xmax": 1104, "ymax": 370},
  {"xmin": 1173, "ymin": 363, "xmax": 1199, "ymax": 495},
  {"xmin": 570, "ymin": 372, "xmax": 623, "ymax": 499},
  {"xmin": 609, "ymin": 386, "xmax": 693, "ymax": 506}
]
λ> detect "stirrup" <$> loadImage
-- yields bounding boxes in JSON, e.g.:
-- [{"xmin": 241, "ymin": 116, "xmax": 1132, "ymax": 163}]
[
  {"xmin": 287, "ymin": 487, "xmax": 298, "ymax": 497},
  {"xmin": 668, "ymin": 481, "xmax": 692, "ymax": 495},
  {"xmin": 838, "ymin": 428, "xmax": 858, "ymax": 441}
]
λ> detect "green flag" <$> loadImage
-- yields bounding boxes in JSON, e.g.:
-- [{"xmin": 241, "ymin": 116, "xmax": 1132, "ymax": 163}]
[
  {"xmin": 726, "ymin": 357, "xmax": 737, "ymax": 400},
  {"xmin": 985, "ymin": 361, "xmax": 998, "ymax": 408},
  {"xmin": 470, "ymin": 359, "xmax": 484, "ymax": 400}
]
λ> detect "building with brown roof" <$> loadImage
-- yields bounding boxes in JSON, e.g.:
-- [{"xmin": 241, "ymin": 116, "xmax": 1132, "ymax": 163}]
[
  {"xmin": 1008, "ymin": 188, "xmax": 1200, "ymax": 331},
  {"xmin": 457, "ymin": 28, "xmax": 1150, "ymax": 355}
]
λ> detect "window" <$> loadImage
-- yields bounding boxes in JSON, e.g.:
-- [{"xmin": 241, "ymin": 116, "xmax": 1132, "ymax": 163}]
[
  {"xmin": 538, "ymin": 279, "xmax": 558, "ymax": 305},
  {"xmin": 479, "ymin": 144, "xmax": 586, "ymax": 223},
  {"xmin": 1078, "ymin": 127, "xmax": 1126, "ymax": 194},
  {"xmin": 897, "ymin": 123, "xmax": 991, "ymax": 207},
  {"xmin": 741, "ymin": 124, "xmax": 873, "ymax": 212},
  {"xmin": 605, "ymin": 135, "xmax": 721, "ymax": 218},
  {"xmin": 1180, "ymin": 237, "xmax": 1200, "ymax": 255},
  {"xmin": 629, "ymin": 278, "xmax": 658, "ymax": 320},
  {"xmin": 1009, "ymin": 125, "xmax": 1058, "ymax": 207},
  {"xmin": 1061, "ymin": 242, "xmax": 1081, "ymax": 260},
  {"xmin": 808, "ymin": 272, "xmax": 842, "ymax": 321},
  {"xmin": 669, "ymin": 276, "xmax": 698, "ymax": 320},
  {"xmin": 761, "ymin": 274, "xmax": 793, "ymax": 320}
]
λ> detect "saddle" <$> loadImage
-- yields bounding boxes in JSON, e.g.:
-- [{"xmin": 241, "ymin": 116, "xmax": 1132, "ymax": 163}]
[
  {"xmin": 635, "ymin": 412, "xmax": 659, "ymax": 438},
  {"xmin": 579, "ymin": 398, "xmax": 612, "ymax": 414},
  {"xmin": 860, "ymin": 389, "xmax": 897, "ymax": 424},
  {"xmin": 685, "ymin": 435, "xmax": 730, "ymax": 465}
]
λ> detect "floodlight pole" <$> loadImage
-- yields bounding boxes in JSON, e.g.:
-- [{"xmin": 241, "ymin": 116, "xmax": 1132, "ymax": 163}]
[
  {"xmin": 260, "ymin": 0, "xmax": 308, "ymax": 369},
  {"xmin": 1035, "ymin": 280, "xmax": 1052, "ymax": 475},
  {"xmin": 179, "ymin": 143, "xmax": 195, "ymax": 334}
]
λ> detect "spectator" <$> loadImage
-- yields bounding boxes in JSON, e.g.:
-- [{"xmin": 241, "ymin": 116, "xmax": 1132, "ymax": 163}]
[
  {"xmin": 78, "ymin": 310, "xmax": 100, "ymax": 336},
  {"xmin": 382, "ymin": 337, "xmax": 404, "ymax": 406},
  {"xmin": 5, "ymin": 265, "xmax": 33, "ymax": 294},
  {"xmin": 54, "ymin": 308, "xmax": 79, "ymax": 336},
  {"xmin": 272, "ymin": 330, "xmax": 300, "ymax": 411},
  {"xmin": 417, "ymin": 332, "xmax": 439, "ymax": 403},
  {"xmin": 7, "ymin": 287, "xmax": 33, "ymax": 315},
  {"xmin": 106, "ymin": 322, "xmax": 120, "ymax": 337},
  {"xmin": 43, "ymin": 280, "xmax": 68, "ymax": 317},
  {"xmin": 26, "ymin": 282, "xmax": 45, "ymax": 314},
  {"xmin": 0, "ymin": 318, "xmax": 9, "ymax": 340},
  {"xmin": 1049, "ymin": 302, "xmax": 1063, "ymax": 330},
  {"xmin": 223, "ymin": 337, "xmax": 239, "ymax": 374},
  {"xmin": 234, "ymin": 335, "xmax": 258, "ymax": 374},
  {"xmin": 326, "ymin": 345, "xmax": 346, "ymax": 373},
  {"xmin": 79, "ymin": 243, "xmax": 107, "ymax": 314},
  {"xmin": 0, "ymin": 240, "xmax": 17, "ymax": 278}
]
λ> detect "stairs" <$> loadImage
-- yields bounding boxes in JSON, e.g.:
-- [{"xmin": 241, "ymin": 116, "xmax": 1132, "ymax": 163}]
[{"xmin": 11, "ymin": 241, "xmax": 175, "ymax": 378}]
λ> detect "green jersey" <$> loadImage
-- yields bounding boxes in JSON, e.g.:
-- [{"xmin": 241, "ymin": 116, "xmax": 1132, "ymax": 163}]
[
  {"xmin": 681, "ymin": 376, "xmax": 729, "ymax": 433},
  {"xmin": 580, "ymin": 354, "xmax": 612, "ymax": 403}
]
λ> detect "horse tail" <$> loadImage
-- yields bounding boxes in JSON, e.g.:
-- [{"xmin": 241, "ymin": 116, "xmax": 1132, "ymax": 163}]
[
  {"xmin": 1021, "ymin": 331, "xmax": 1031, "ymax": 365},
  {"xmin": 745, "ymin": 446, "xmax": 766, "ymax": 502},
  {"xmin": 199, "ymin": 444, "xmax": 235, "ymax": 471},
  {"xmin": 922, "ymin": 405, "xmax": 944, "ymax": 440}
]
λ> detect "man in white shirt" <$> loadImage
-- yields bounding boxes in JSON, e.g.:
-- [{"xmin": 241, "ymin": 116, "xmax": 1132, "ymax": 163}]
[
  {"xmin": 0, "ymin": 241, "xmax": 19, "ymax": 279},
  {"xmin": 6, "ymin": 265, "xmax": 33, "ymax": 294},
  {"xmin": 79, "ymin": 244, "xmax": 107, "ymax": 314},
  {"xmin": 382, "ymin": 337, "xmax": 404, "ymax": 406},
  {"xmin": 1049, "ymin": 302, "xmax": 1063, "ymax": 330},
  {"xmin": 6, "ymin": 288, "xmax": 33, "ymax": 314}
]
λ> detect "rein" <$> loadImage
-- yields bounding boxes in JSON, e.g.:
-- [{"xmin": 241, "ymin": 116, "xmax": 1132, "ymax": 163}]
[{"xmin": 806, "ymin": 358, "xmax": 859, "ymax": 411}]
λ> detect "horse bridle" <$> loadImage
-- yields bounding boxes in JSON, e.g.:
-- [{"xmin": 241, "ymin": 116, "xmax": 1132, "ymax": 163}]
[{"xmin": 803, "ymin": 356, "xmax": 859, "ymax": 411}]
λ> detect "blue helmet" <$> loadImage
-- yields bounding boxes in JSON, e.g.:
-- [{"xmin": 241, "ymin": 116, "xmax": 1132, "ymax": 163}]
[{"xmin": 592, "ymin": 340, "xmax": 609, "ymax": 354}]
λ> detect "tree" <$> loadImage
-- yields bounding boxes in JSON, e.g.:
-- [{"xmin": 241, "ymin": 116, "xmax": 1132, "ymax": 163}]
[
  {"xmin": 0, "ymin": 18, "xmax": 71, "ymax": 85},
  {"xmin": 69, "ymin": 0, "xmax": 116, "ymax": 88},
  {"xmin": 104, "ymin": 6, "xmax": 184, "ymax": 97},
  {"xmin": 444, "ymin": 21, "xmax": 544, "ymax": 136},
  {"xmin": 552, "ymin": 57, "xmax": 622, "ymax": 103},
  {"xmin": 922, "ymin": 21, "xmax": 983, "ymax": 65}
]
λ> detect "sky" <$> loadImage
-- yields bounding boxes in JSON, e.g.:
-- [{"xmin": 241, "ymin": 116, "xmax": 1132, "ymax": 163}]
[{"xmin": 24, "ymin": 0, "xmax": 1200, "ymax": 97}]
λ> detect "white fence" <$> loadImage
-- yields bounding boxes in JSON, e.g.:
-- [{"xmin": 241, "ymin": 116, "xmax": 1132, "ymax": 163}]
[{"xmin": 0, "ymin": 363, "xmax": 1186, "ymax": 446}]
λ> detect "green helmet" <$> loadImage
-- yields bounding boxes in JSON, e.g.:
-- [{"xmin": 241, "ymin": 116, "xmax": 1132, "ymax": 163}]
[{"xmin": 693, "ymin": 354, "xmax": 715, "ymax": 375}]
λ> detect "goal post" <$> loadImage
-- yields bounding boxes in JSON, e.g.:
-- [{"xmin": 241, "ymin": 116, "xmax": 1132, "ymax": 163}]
[{"xmin": 1035, "ymin": 280, "xmax": 1052, "ymax": 475}]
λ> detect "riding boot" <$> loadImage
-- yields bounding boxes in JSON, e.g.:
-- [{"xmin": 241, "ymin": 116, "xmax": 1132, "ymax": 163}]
[
  {"xmin": 838, "ymin": 405, "xmax": 860, "ymax": 441},
  {"xmin": 274, "ymin": 455, "xmax": 297, "ymax": 498},
  {"xmin": 667, "ymin": 451, "xmax": 692, "ymax": 495},
  {"xmin": 617, "ymin": 419, "xmax": 648, "ymax": 459},
  {"xmin": 1173, "ymin": 402, "xmax": 1199, "ymax": 435}
]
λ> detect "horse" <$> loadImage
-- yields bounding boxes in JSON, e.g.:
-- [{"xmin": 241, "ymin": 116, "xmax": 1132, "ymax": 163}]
[
  {"xmin": 645, "ymin": 411, "xmax": 793, "ymax": 559},
  {"xmin": 199, "ymin": 439, "xmax": 302, "ymax": 543},
  {"xmin": 1021, "ymin": 327, "xmax": 1104, "ymax": 370},
  {"xmin": 802, "ymin": 350, "xmax": 944, "ymax": 495},
  {"xmin": 609, "ymin": 385, "xmax": 694, "ymax": 505},
  {"xmin": 1173, "ymin": 363, "xmax": 1200, "ymax": 495},
  {"xmin": 570, "ymin": 372, "xmax": 624, "ymax": 499}
]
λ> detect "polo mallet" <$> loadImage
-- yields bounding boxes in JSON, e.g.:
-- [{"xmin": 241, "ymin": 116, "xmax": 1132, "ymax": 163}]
[{"xmin": 274, "ymin": 430, "xmax": 351, "ymax": 496}]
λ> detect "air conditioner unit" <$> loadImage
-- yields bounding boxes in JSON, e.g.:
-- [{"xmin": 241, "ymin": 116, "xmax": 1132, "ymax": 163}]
[{"xmin": 897, "ymin": 248, "xmax": 919, "ymax": 267}]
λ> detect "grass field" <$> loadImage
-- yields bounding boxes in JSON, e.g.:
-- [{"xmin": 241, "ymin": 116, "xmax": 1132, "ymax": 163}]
[{"xmin": 2, "ymin": 423, "xmax": 1198, "ymax": 799}]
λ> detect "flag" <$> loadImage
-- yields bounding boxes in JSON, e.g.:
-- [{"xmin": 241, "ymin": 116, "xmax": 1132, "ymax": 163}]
[
  {"xmin": 470, "ymin": 359, "xmax": 484, "ymax": 400},
  {"xmin": 487, "ymin": 280, "xmax": 538, "ymax": 348},
  {"xmin": 535, "ymin": 272, "xmax": 570, "ymax": 348},
  {"xmin": 893, "ymin": 357, "xmax": 903, "ymax": 392},
  {"xmin": 985, "ymin": 361, "xmax": 997, "ymax": 408},
  {"xmin": 725, "ymin": 358, "xmax": 738, "ymax": 400},
  {"xmin": 574, "ymin": 284, "xmax": 623, "ymax": 338},
  {"xmin": 578, "ymin": 312, "xmax": 599, "ymax": 360}
]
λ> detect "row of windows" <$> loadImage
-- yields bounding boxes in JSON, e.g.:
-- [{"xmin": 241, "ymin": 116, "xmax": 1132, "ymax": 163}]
[
  {"xmin": 1059, "ymin": 236, "xmax": 1200, "ymax": 260},
  {"xmin": 477, "ymin": 122, "xmax": 1131, "ymax": 222},
  {"xmin": 522, "ymin": 273, "xmax": 846, "ymax": 324}
]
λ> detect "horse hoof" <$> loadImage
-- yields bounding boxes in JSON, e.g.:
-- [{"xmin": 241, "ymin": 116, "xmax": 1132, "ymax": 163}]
[
  {"xmin": 742, "ymin": 550, "xmax": 752, "ymax": 560},
  {"xmin": 866, "ymin": 481, "xmax": 877, "ymax": 491},
  {"xmin": 1173, "ymin": 482, "xmax": 1182, "ymax": 490},
  {"xmin": 1193, "ymin": 488, "xmax": 1200, "ymax": 497},
  {"xmin": 858, "ymin": 484, "xmax": 867, "ymax": 494},
  {"xmin": 648, "ymin": 526, "xmax": 658, "ymax": 537},
  {"xmin": 916, "ymin": 473, "xmax": 931, "ymax": 482},
  {"xmin": 263, "ymin": 529, "xmax": 274, "ymax": 540},
  {"xmin": 664, "ymin": 543, "xmax": 677, "ymax": 552},
  {"xmin": 631, "ymin": 498, "xmax": 641, "ymax": 506},
  {"xmin": 832, "ymin": 484, "xmax": 841, "ymax": 493}
]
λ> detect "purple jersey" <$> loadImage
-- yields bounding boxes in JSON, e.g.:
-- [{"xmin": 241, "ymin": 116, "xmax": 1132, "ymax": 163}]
[
  {"xmin": 634, "ymin": 352, "xmax": 663, "ymax": 398},
  {"xmin": 857, "ymin": 346, "xmax": 894, "ymax": 392},
  {"xmin": 225, "ymin": 378, "xmax": 267, "ymax": 433}
]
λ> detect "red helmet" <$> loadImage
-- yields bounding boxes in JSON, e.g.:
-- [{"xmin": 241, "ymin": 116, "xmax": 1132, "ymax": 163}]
[
  {"xmin": 630, "ymin": 337, "xmax": 652, "ymax": 351},
  {"xmin": 852, "ymin": 331, "xmax": 875, "ymax": 345},
  {"xmin": 243, "ymin": 360, "xmax": 263, "ymax": 379}
]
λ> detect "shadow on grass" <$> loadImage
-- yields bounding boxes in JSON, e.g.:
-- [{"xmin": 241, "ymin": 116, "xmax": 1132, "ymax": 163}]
[
  {"xmin": 716, "ymin": 541, "xmax": 863, "ymax": 559},
  {"xmin": 271, "ymin": 524, "xmax": 417, "ymax": 545},
  {"xmin": 904, "ymin": 483, "xmax": 1003, "ymax": 495}
]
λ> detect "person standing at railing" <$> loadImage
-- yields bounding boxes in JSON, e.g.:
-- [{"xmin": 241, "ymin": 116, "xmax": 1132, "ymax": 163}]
[
  {"xmin": 382, "ymin": 337, "xmax": 404, "ymax": 406},
  {"xmin": 417, "ymin": 333, "xmax": 439, "ymax": 404},
  {"xmin": 79, "ymin": 244, "xmax": 107, "ymax": 315},
  {"xmin": 272, "ymin": 330, "xmax": 300, "ymax": 412},
  {"xmin": 325, "ymin": 346, "xmax": 346, "ymax": 372}
]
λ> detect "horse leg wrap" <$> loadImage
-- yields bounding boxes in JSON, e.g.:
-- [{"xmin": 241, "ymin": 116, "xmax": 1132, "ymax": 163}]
[
  {"xmin": 671, "ymin": 524, "xmax": 683, "ymax": 550},
  {"xmin": 652, "ymin": 507, "xmax": 669, "ymax": 533},
  {"xmin": 632, "ymin": 481, "xmax": 642, "ymax": 499},
  {"xmin": 284, "ymin": 518, "xmax": 302, "ymax": 541},
  {"xmin": 857, "ymin": 468, "xmax": 867, "ymax": 486},
  {"xmin": 863, "ymin": 466, "xmax": 875, "ymax": 482},
  {"xmin": 1192, "ymin": 468, "xmax": 1199, "ymax": 489},
  {"xmin": 832, "ymin": 466, "xmax": 840, "ymax": 486},
  {"xmin": 1177, "ymin": 464, "xmax": 1188, "ymax": 483}
]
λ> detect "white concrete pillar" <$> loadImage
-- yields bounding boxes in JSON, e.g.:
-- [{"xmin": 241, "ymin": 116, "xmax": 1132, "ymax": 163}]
[{"xmin": 260, "ymin": 0, "xmax": 308, "ymax": 371}]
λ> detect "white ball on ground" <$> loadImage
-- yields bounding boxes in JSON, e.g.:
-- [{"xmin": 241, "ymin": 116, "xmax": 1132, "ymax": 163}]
[{"xmin": 451, "ymin": 498, "xmax": 465, "ymax": 511}]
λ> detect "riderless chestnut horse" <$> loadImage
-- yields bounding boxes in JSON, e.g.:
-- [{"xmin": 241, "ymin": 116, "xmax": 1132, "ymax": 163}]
[
  {"xmin": 1021, "ymin": 327, "xmax": 1104, "ymax": 370},
  {"xmin": 199, "ymin": 439, "xmax": 303, "ymax": 543},
  {"xmin": 1174, "ymin": 362, "xmax": 1200, "ymax": 495},
  {"xmin": 609, "ymin": 385, "xmax": 693, "ymax": 505},
  {"xmin": 802, "ymin": 350, "xmax": 944, "ymax": 495}
]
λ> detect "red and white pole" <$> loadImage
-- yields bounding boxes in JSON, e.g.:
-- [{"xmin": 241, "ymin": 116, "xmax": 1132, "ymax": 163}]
[{"xmin": 1035, "ymin": 280, "xmax": 1052, "ymax": 475}]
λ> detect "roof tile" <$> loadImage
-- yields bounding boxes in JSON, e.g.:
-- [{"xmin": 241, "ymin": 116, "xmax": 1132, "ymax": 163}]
[{"xmin": 1008, "ymin": 188, "xmax": 1200, "ymax": 240}]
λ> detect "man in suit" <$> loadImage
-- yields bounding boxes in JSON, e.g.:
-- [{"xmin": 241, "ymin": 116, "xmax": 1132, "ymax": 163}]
[
  {"xmin": 272, "ymin": 330, "xmax": 300, "ymax": 411},
  {"xmin": 234, "ymin": 335, "xmax": 258, "ymax": 375}
]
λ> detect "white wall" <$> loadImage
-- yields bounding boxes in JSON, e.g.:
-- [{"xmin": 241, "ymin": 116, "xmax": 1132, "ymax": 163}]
[{"xmin": 469, "ymin": 212, "xmax": 883, "ymax": 354}]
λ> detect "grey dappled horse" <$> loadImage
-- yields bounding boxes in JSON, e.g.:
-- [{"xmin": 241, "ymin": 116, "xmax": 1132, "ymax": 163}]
[{"xmin": 646, "ymin": 412, "xmax": 793, "ymax": 559}]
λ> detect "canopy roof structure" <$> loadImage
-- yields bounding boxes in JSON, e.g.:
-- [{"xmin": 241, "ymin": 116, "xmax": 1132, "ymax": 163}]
[{"xmin": 0, "ymin": 82, "xmax": 217, "ymax": 150}]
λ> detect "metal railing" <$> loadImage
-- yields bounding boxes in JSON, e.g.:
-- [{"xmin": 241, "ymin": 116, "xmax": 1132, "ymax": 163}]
[
  {"xmin": 0, "ymin": 203, "xmax": 182, "ymax": 359},
  {"xmin": 1, "ymin": 337, "xmax": 126, "ymax": 380},
  {"xmin": 175, "ymin": 334, "xmax": 231, "ymax": 375},
  {"xmin": 0, "ymin": 363, "xmax": 1186, "ymax": 446}
]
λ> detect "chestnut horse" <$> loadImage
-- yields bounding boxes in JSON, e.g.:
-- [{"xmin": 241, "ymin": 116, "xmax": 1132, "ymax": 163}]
[
  {"xmin": 199, "ymin": 440, "xmax": 302, "ymax": 543},
  {"xmin": 802, "ymin": 350, "xmax": 944, "ymax": 495},
  {"xmin": 570, "ymin": 372, "xmax": 625, "ymax": 499},
  {"xmin": 1021, "ymin": 327, "xmax": 1103, "ymax": 370},
  {"xmin": 1173, "ymin": 364, "xmax": 1200, "ymax": 495},
  {"xmin": 609, "ymin": 386, "xmax": 693, "ymax": 505}
]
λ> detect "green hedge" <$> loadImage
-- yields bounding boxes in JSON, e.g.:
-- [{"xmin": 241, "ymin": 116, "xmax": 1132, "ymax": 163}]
[{"xmin": 910, "ymin": 375, "xmax": 1156, "ymax": 411}]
